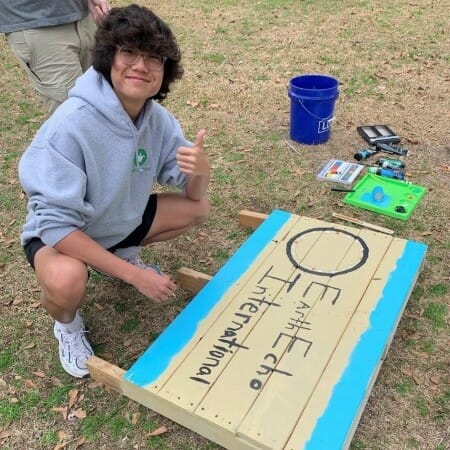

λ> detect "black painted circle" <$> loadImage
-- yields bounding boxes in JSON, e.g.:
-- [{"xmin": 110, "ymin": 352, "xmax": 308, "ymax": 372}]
[{"xmin": 286, "ymin": 227, "xmax": 369, "ymax": 276}]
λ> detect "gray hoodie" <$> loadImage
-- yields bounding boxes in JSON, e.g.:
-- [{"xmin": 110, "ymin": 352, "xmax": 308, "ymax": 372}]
[{"xmin": 19, "ymin": 67, "xmax": 189, "ymax": 249}]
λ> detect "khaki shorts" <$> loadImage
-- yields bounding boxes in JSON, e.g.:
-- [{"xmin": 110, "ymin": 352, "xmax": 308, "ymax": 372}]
[{"xmin": 6, "ymin": 14, "xmax": 96, "ymax": 114}]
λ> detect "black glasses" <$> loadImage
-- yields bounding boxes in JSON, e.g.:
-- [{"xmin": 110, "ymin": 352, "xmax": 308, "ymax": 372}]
[{"xmin": 117, "ymin": 47, "xmax": 166, "ymax": 71}]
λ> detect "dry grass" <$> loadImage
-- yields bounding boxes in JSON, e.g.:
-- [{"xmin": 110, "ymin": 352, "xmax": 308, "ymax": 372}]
[{"xmin": 0, "ymin": 0, "xmax": 449, "ymax": 449}]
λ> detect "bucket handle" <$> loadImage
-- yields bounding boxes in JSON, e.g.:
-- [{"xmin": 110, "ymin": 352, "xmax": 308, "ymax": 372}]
[{"xmin": 296, "ymin": 97, "xmax": 334, "ymax": 122}]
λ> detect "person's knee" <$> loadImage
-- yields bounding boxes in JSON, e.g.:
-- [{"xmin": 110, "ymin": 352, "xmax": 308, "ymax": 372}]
[
  {"xmin": 193, "ymin": 195, "xmax": 210, "ymax": 225},
  {"xmin": 41, "ymin": 258, "xmax": 87, "ymax": 301}
]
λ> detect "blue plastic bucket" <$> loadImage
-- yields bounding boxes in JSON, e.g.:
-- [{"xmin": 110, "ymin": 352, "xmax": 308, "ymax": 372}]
[{"xmin": 288, "ymin": 74, "xmax": 339, "ymax": 145}]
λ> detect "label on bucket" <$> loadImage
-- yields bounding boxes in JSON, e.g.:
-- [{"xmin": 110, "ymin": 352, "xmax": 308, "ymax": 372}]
[
  {"xmin": 318, "ymin": 117, "xmax": 335, "ymax": 133},
  {"xmin": 318, "ymin": 119, "xmax": 332, "ymax": 133}
]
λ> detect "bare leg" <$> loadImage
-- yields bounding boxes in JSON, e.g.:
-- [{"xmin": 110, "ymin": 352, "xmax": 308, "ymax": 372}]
[
  {"xmin": 141, "ymin": 192, "xmax": 210, "ymax": 245},
  {"xmin": 34, "ymin": 246, "xmax": 89, "ymax": 323}
]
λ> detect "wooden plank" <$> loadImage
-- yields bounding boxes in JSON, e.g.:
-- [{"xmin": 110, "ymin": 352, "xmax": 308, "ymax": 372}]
[
  {"xmin": 122, "ymin": 378, "xmax": 262, "ymax": 450},
  {"xmin": 238, "ymin": 210, "xmax": 268, "ymax": 229},
  {"xmin": 332, "ymin": 212, "xmax": 395, "ymax": 235},
  {"xmin": 177, "ymin": 267, "xmax": 212, "ymax": 293},
  {"xmin": 87, "ymin": 356, "xmax": 125, "ymax": 394}
]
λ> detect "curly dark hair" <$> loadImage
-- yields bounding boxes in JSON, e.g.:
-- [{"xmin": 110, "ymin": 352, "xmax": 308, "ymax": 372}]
[{"xmin": 91, "ymin": 4, "xmax": 183, "ymax": 101}]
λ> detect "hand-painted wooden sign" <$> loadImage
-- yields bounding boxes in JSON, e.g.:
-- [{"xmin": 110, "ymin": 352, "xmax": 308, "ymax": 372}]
[{"xmin": 118, "ymin": 210, "xmax": 426, "ymax": 449}]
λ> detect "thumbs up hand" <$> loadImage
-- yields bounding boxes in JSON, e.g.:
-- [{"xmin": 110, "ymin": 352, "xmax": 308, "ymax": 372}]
[{"xmin": 177, "ymin": 129, "xmax": 210, "ymax": 177}]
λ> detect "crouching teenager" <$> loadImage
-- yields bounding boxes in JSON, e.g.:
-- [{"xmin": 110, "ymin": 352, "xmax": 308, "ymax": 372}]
[{"xmin": 18, "ymin": 4, "xmax": 210, "ymax": 378}]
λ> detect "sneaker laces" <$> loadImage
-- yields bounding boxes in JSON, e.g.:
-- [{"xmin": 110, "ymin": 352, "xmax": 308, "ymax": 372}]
[{"xmin": 61, "ymin": 329, "xmax": 93, "ymax": 360}]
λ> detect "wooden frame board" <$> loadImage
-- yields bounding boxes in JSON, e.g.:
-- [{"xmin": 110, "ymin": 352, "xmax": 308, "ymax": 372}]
[{"xmin": 88, "ymin": 210, "xmax": 427, "ymax": 450}]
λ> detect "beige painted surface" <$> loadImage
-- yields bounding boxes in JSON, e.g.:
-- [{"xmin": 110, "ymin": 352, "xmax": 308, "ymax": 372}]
[{"xmin": 119, "ymin": 215, "xmax": 416, "ymax": 450}]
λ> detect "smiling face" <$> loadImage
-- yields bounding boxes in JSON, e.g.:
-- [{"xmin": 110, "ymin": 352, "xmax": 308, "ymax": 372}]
[{"xmin": 110, "ymin": 48, "xmax": 164, "ymax": 120}]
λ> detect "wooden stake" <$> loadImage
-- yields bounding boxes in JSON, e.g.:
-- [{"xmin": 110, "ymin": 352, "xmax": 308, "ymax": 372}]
[{"xmin": 332, "ymin": 212, "xmax": 394, "ymax": 235}]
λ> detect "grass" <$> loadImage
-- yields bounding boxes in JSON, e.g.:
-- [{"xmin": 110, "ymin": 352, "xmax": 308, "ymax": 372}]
[{"xmin": 0, "ymin": 0, "xmax": 449, "ymax": 449}]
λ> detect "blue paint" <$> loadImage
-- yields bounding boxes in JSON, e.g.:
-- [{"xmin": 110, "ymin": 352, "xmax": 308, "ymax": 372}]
[
  {"xmin": 305, "ymin": 240, "xmax": 427, "ymax": 450},
  {"xmin": 124, "ymin": 209, "xmax": 292, "ymax": 386},
  {"xmin": 361, "ymin": 190, "xmax": 391, "ymax": 208}
]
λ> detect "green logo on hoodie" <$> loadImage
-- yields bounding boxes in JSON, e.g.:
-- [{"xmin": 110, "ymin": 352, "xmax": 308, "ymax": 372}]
[{"xmin": 134, "ymin": 148, "xmax": 148, "ymax": 168}]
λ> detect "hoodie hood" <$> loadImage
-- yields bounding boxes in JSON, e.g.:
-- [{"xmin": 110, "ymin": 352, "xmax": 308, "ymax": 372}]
[
  {"xmin": 66, "ymin": 67, "xmax": 150, "ymax": 135},
  {"xmin": 19, "ymin": 67, "xmax": 190, "ymax": 249}
]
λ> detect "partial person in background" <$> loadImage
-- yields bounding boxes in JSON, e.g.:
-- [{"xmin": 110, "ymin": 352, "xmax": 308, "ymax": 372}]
[{"xmin": 0, "ymin": 0, "xmax": 111, "ymax": 114}]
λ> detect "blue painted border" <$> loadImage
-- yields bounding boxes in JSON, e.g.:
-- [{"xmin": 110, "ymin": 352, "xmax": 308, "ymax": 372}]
[
  {"xmin": 305, "ymin": 240, "xmax": 427, "ymax": 450},
  {"xmin": 124, "ymin": 209, "xmax": 292, "ymax": 386}
]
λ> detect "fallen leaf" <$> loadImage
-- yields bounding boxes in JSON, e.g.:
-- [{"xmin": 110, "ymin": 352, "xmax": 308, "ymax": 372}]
[
  {"xmin": 74, "ymin": 437, "xmax": 87, "ymax": 449},
  {"xmin": 68, "ymin": 408, "xmax": 86, "ymax": 420},
  {"xmin": 51, "ymin": 377, "xmax": 62, "ymax": 386},
  {"xmin": 401, "ymin": 367, "xmax": 413, "ymax": 377},
  {"xmin": 0, "ymin": 378, "xmax": 7, "ymax": 390},
  {"xmin": 75, "ymin": 408, "xmax": 87, "ymax": 420},
  {"xmin": 68, "ymin": 389, "xmax": 79, "ymax": 408},
  {"xmin": 58, "ymin": 431, "xmax": 70, "ymax": 440},
  {"xmin": 146, "ymin": 425, "xmax": 168, "ymax": 437},
  {"xmin": 0, "ymin": 430, "xmax": 12, "ymax": 440},
  {"xmin": 23, "ymin": 342, "xmax": 36, "ymax": 350},
  {"xmin": 24, "ymin": 379, "xmax": 37, "ymax": 389},
  {"xmin": 32, "ymin": 370, "xmax": 46, "ymax": 378},
  {"xmin": 52, "ymin": 406, "xmax": 69, "ymax": 419},
  {"xmin": 131, "ymin": 412, "xmax": 140, "ymax": 425},
  {"xmin": 430, "ymin": 374, "xmax": 441, "ymax": 385}
]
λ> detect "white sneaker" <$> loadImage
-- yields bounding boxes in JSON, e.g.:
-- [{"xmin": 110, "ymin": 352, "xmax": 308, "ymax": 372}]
[
  {"xmin": 92, "ymin": 246, "xmax": 161, "ymax": 276},
  {"xmin": 114, "ymin": 246, "xmax": 162, "ymax": 273},
  {"xmin": 53, "ymin": 321, "xmax": 94, "ymax": 378},
  {"xmin": 113, "ymin": 246, "xmax": 149, "ymax": 269}
]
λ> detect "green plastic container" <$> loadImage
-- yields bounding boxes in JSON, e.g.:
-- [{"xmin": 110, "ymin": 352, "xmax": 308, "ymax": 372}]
[{"xmin": 343, "ymin": 173, "xmax": 426, "ymax": 220}]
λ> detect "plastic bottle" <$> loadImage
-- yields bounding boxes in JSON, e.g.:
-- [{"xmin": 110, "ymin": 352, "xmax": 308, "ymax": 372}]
[
  {"xmin": 376, "ymin": 158, "xmax": 405, "ymax": 169},
  {"xmin": 368, "ymin": 166, "xmax": 405, "ymax": 180},
  {"xmin": 354, "ymin": 148, "xmax": 378, "ymax": 161}
]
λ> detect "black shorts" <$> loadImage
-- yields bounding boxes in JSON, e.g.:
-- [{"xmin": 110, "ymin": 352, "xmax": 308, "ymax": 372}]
[{"xmin": 23, "ymin": 194, "xmax": 157, "ymax": 270}]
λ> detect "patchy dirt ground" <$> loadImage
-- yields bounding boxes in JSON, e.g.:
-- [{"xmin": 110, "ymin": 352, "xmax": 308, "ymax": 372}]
[{"xmin": 0, "ymin": 0, "xmax": 448, "ymax": 449}]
